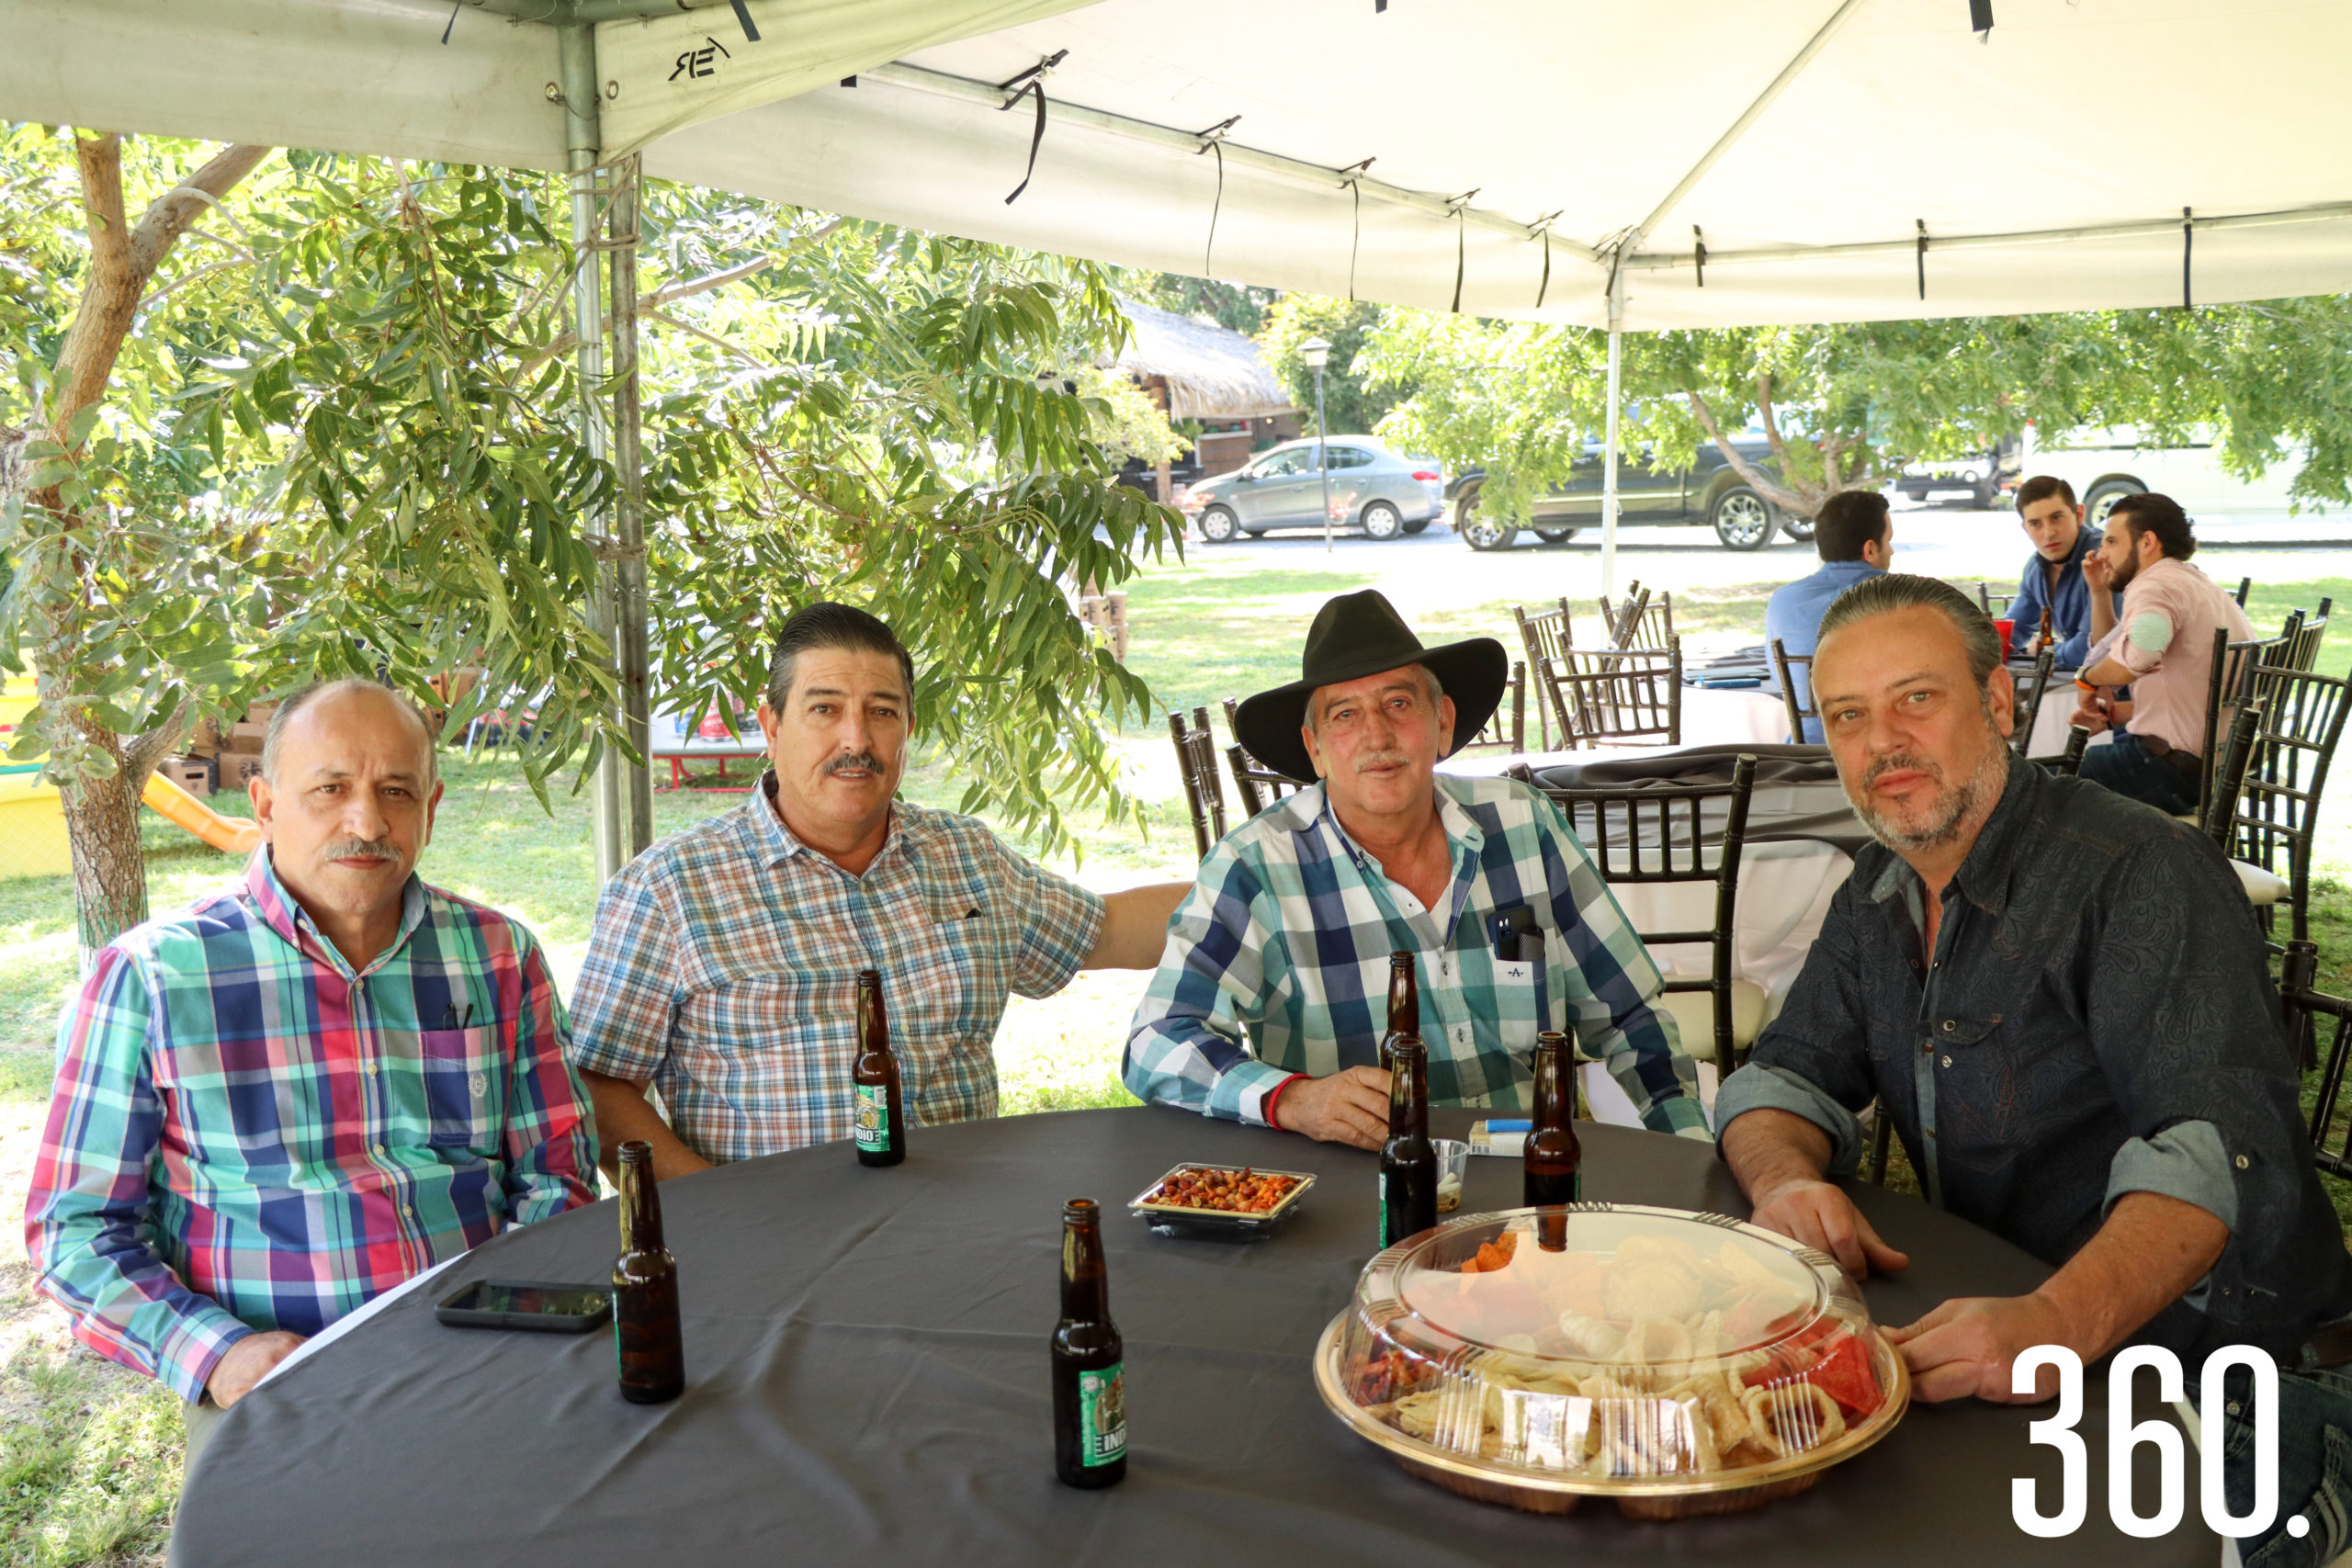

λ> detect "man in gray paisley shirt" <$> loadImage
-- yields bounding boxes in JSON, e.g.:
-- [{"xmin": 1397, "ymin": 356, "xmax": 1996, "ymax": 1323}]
[{"xmin": 1715, "ymin": 573, "xmax": 2352, "ymax": 1568}]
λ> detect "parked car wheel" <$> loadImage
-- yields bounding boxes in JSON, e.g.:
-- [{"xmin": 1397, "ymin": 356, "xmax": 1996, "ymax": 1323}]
[
  {"xmin": 1532, "ymin": 526, "xmax": 1580, "ymax": 545},
  {"xmin": 1455, "ymin": 490, "xmax": 1520, "ymax": 552},
  {"xmin": 1781, "ymin": 514, "xmax": 1815, "ymax": 544},
  {"xmin": 2084, "ymin": 477, "xmax": 2145, "ymax": 530},
  {"xmin": 1197, "ymin": 505, "xmax": 1240, "ymax": 544},
  {"xmin": 1711, "ymin": 486, "xmax": 1779, "ymax": 550},
  {"xmin": 1401, "ymin": 516, "xmax": 1430, "ymax": 536},
  {"xmin": 1361, "ymin": 501, "xmax": 1404, "ymax": 541}
]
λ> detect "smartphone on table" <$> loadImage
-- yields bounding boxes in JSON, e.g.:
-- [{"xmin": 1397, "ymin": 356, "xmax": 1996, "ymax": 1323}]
[{"xmin": 435, "ymin": 1280, "xmax": 613, "ymax": 1333}]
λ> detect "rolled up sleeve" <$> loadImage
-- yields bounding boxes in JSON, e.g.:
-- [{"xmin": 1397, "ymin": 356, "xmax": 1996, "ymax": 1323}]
[
  {"xmin": 2105, "ymin": 1119, "xmax": 2238, "ymax": 1228},
  {"xmin": 1715, "ymin": 1064, "xmax": 1869, "ymax": 1178}
]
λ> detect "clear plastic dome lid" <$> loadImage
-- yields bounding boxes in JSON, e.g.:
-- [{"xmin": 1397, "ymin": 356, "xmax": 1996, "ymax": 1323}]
[{"xmin": 1329, "ymin": 1205, "xmax": 1905, "ymax": 1499}]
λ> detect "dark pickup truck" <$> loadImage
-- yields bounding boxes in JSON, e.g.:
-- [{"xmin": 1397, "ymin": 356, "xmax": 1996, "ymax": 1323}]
[{"xmin": 1446, "ymin": 435, "xmax": 1807, "ymax": 552}]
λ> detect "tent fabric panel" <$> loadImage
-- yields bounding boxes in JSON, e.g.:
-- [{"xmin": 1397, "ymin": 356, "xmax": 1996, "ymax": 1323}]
[
  {"xmin": 3, "ymin": 0, "xmax": 563, "ymax": 172},
  {"xmin": 593, "ymin": 0, "xmax": 1097, "ymax": 158},
  {"xmin": 642, "ymin": 80, "xmax": 1614, "ymax": 322}
]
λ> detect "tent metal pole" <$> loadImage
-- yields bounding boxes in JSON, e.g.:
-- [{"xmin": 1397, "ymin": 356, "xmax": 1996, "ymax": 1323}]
[
  {"xmin": 560, "ymin": 20, "xmax": 627, "ymax": 884},
  {"xmin": 1600, "ymin": 262, "xmax": 1625, "ymax": 603},
  {"xmin": 609, "ymin": 154, "xmax": 654, "ymax": 860}
]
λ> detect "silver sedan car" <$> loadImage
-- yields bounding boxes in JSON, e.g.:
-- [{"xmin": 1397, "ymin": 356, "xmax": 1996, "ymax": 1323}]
[{"xmin": 1182, "ymin": 437, "xmax": 1444, "ymax": 543}]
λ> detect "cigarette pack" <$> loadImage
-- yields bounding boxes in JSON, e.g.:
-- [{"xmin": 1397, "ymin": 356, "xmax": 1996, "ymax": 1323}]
[{"xmin": 1467, "ymin": 1119, "xmax": 1532, "ymax": 1156}]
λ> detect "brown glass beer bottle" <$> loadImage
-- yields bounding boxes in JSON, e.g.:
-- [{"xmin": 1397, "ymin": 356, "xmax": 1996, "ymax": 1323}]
[
  {"xmin": 1523, "ymin": 1030, "xmax": 1582, "ymax": 1209},
  {"xmin": 613, "ymin": 1140, "xmax": 684, "ymax": 1404},
  {"xmin": 852, "ymin": 969, "xmax": 906, "ymax": 1167},
  {"xmin": 1378, "ymin": 1035, "xmax": 1438, "ymax": 1250},
  {"xmin": 1051, "ymin": 1199, "xmax": 1127, "ymax": 1487},
  {"xmin": 1377, "ymin": 950, "xmax": 1419, "ymax": 1073}
]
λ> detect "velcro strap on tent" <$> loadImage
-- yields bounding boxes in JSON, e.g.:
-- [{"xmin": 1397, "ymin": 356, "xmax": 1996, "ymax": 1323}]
[
  {"xmin": 996, "ymin": 51, "xmax": 1069, "ymax": 206},
  {"xmin": 1340, "ymin": 158, "xmax": 1374, "ymax": 303},
  {"xmin": 1195, "ymin": 116, "xmax": 1241, "ymax": 276},
  {"xmin": 1447, "ymin": 189, "xmax": 1478, "ymax": 313}
]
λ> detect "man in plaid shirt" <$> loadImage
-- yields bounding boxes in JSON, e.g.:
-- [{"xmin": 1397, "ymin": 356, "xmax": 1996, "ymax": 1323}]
[
  {"xmin": 568, "ymin": 604, "xmax": 1188, "ymax": 1175},
  {"xmin": 1126, "ymin": 591, "xmax": 1707, "ymax": 1148},
  {"xmin": 25, "ymin": 681, "xmax": 597, "ymax": 1465}
]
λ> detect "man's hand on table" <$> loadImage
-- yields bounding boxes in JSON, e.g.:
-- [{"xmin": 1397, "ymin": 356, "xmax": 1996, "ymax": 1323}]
[
  {"xmin": 1272, "ymin": 1067, "xmax": 1390, "ymax": 1150},
  {"xmin": 206, "ymin": 1330, "xmax": 309, "ymax": 1408},
  {"xmin": 1884, "ymin": 1293, "xmax": 2075, "ymax": 1404},
  {"xmin": 1747, "ymin": 1177, "xmax": 1910, "ymax": 1280}
]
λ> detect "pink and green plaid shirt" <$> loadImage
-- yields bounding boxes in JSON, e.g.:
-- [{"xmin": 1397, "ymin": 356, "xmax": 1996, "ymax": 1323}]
[
  {"xmin": 24, "ymin": 853, "xmax": 597, "ymax": 1403},
  {"xmin": 567, "ymin": 777, "xmax": 1105, "ymax": 1162}
]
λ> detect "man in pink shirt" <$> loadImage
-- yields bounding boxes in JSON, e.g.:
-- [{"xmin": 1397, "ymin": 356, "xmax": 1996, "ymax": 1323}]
[{"xmin": 2070, "ymin": 492, "xmax": 2253, "ymax": 812}]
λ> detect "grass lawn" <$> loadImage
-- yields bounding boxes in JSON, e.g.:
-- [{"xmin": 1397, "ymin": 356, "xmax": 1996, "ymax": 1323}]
[{"xmin": 0, "ymin": 545, "xmax": 2348, "ymax": 1562}]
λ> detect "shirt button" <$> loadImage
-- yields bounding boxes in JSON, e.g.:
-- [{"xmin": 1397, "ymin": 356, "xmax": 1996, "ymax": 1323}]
[
  {"xmin": 373, "ymin": 1143, "xmax": 388, "ymax": 1156},
  {"xmin": 1941, "ymin": 1020, "xmax": 1956, "ymax": 1032},
  {"xmin": 365, "ymin": 1062, "xmax": 379, "ymax": 1076},
  {"xmin": 402, "ymin": 1204, "xmax": 414, "ymax": 1217},
  {"xmin": 1926, "ymin": 1127, "xmax": 1938, "ymax": 1138},
  {"xmin": 2227, "ymin": 1401, "xmax": 2243, "ymax": 1416},
  {"xmin": 2235, "ymin": 1155, "xmax": 2251, "ymax": 1170},
  {"xmin": 1941, "ymin": 1055, "xmax": 1952, "ymax": 1067}
]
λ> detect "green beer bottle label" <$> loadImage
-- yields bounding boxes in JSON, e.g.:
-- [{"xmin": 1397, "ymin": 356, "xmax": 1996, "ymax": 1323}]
[
  {"xmin": 1079, "ymin": 1364, "xmax": 1126, "ymax": 1465},
  {"xmin": 854, "ymin": 1082, "xmax": 888, "ymax": 1151},
  {"xmin": 1377, "ymin": 1169, "xmax": 1391, "ymax": 1250}
]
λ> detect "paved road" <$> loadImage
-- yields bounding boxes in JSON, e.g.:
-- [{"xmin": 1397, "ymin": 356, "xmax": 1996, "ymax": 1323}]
[{"xmin": 1184, "ymin": 501, "xmax": 2352, "ymax": 611}]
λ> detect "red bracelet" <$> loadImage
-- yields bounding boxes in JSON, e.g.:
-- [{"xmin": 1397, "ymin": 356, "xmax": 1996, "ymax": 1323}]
[{"xmin": 1262, "ymin": 1073, "xmax": 1310, "ymax": 1130}]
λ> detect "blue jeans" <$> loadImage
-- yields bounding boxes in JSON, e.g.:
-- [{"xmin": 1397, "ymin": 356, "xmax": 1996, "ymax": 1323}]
[
  {"xmin": 2199, "ymin": 1359, "xmax": 2352, "ymax": 1566},
  {"xmin": 2077, "ymin": 730, "xmax": 2200, "ymax": 815}
]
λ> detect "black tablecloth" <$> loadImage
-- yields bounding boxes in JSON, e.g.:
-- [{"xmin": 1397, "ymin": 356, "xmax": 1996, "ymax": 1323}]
[{"xmin": 171, "ymin": 1110, "xmax": 2211, "ymax": 1566}]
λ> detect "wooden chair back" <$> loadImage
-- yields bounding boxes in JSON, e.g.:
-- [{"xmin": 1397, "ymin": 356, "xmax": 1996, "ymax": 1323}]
[
  {"xmin": 2215, "ymin": 663, "xmax": 2352, "ymax": 942},
  {"xmin": 2007, "ymin": 646, "xmax": 2059, "ymax": 757},
  {"xmin": 1769, "ymin": 637, "xmax": 1815, "ymax": 744},
  {"xmin": 1524, "ymin": 754, "xmax": 1758, "ymax": 1072},
  {"xmin": 1457, "ymin": 661, "xmax": 1529, "ymax": 753},
  {"xmin": 1168, "ymin": 708, "xmax": 1227, "ymax": 859},
  {"xmin": 2280, "ymin": 940, "xmax": 2352, "ymax": 1179},
  {"xmin": 1536, "ymin": 639, "xmax": 1682, "ymax": 749},
  {"xmin": 1216, "ymin": 697, "xmax": 1300, "ymax": 819}
]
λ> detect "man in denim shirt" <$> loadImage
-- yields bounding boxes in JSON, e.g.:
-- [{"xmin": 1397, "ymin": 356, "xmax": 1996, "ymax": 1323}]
[{"xmin": 1716, "ymin": 574, "xmax": 2352, "ymax": 1568}]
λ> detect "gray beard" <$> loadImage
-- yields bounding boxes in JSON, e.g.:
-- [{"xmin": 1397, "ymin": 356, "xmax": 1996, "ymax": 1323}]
[{"xmin": 1850, "ymin": 735, "xmax": 2011, "ymax": 857}]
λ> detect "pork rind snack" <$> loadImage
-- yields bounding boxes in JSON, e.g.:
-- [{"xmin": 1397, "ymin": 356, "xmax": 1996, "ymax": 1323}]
[{"xmin": 1340, "ymin": 1206, "xmax": 1893, "ymax": 1486}]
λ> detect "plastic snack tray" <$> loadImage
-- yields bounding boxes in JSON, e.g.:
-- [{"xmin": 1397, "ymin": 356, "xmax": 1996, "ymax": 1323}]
[
  {"xmin": 1127, "ymin": 1162, "xmax": 1317, "ymax": 1241},
  {"xmin": 1315, "ymin": 1203, "xmax": 1908, "ymax": 1517}
]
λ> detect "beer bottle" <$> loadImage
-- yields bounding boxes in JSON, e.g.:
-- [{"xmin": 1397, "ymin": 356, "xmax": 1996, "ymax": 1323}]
[
  {"xmin": 852, "ymin": 969, "xmax": 906, "ymax": 1167},
  {"xmin": 613, "ymin": 1140, "xmax": 684, "ymax": 1404},
  {"xmin": 2036, "ymin": 605, "xmax": 2053, "ymax": 656},
  {"xmin": 1051, "ymin": 1199, "xmax": 1127, "ymax": 1488},
  {"xmin": 1378, "ymin": 1035, "xmax": 1438, "ymax": 1250},
  {"xmin": 1377, "ymin": 950, "xmax": 1419, "ymax": 1073},
  {"xmin": 1523, "ymin": 1031, "xmax": 1583, "ymax": 1210}
]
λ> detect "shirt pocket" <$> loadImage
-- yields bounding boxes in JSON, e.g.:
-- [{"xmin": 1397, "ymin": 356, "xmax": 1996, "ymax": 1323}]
[{"xmin": 410, "ymin": 1024, "xmax": 507, "ymax": 1153}]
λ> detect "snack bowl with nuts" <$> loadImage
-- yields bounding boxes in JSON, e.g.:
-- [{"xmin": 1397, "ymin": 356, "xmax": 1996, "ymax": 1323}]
[{"xmin": 1129, "ymin": 1162, "xmax": 1317, "ymax": 1242}]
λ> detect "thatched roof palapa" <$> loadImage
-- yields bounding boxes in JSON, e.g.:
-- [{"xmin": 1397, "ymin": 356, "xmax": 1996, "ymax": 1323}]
[{"xmin": 1114, "ymin": 299, "xmax": 1297, "ymax": 423}]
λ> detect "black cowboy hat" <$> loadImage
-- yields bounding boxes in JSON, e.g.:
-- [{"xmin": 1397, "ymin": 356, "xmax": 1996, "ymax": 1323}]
[{"xmin": 1232, "ymin": 590, "xmax": 1510, "ymax": 784}]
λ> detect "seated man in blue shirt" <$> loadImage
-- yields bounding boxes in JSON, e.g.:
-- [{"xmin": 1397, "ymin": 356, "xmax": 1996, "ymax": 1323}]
[
  {"xmin": 1763, "ymin": 490, "xmax": 1893, "ymax": 740},
  {"xmin": 1716, "ymin": 572, "xmax": 2352, "ymax": 1568},
  {"xmin": 2006, "ymin": 475, "xmax": 2120, "ymax": 668}
]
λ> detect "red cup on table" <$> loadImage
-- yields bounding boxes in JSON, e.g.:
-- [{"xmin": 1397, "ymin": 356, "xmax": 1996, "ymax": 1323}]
[{"xmin": 1993, "ymin": 618, "xmax": 2015, "ymax": 660}]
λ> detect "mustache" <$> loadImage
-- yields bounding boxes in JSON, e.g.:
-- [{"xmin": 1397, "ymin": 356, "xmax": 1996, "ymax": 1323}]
[
  {"xmin": 322, "ymin": 837, "xmax": 400, "ymax": 863},
  {"xmin": 823, "ymin": 752, "xmax": 888, "ymax": 776},
  {"xmin": 1859, "ymin": 750, "xmax": 1942, "ymax": 792},
  {"xmin": 1351, "ymin": 750, "xmax": 1411, "ymax": 773}
]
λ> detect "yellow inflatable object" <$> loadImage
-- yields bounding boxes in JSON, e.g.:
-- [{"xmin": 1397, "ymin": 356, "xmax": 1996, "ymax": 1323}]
[{"xmin": 141, "ymin": 771, "xmax": 262, "ymax": 856}]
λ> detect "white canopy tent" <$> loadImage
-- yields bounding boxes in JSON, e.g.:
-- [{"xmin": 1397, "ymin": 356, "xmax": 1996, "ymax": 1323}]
[{"xmin": 10, "ymin": 0, "xmax": 2351, "ymax": 868}]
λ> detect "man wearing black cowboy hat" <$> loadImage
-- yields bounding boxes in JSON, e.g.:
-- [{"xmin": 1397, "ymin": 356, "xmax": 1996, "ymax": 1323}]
[{"xmin": 1125, "ymin": 591, "xmax": 1708, "ymax": 1149}]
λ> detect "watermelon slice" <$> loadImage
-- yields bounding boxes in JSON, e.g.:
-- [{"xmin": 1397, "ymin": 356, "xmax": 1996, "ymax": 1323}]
[{"xmin": 1802, "ymin": 1331, "xmax": 1884, "ymax": 1419}]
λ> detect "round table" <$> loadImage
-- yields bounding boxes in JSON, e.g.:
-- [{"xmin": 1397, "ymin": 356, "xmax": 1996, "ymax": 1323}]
[{"xmin": 171, "ymin": 1110, "xmax": 2212, "ymax": 1567}]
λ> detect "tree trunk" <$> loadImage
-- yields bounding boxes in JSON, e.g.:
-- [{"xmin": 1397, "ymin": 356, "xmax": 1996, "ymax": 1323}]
[
  {"xmin": 36, "ymin": 133, "xmax": 273, "ymax": 960},
  {"xmin": 62, "ymin": 768, "xmax": 148, "ymax": 953}
]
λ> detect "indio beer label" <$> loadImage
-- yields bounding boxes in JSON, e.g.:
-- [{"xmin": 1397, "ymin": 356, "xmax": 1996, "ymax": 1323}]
[
  {"xmin": 854, "ymin": 1083, "xmax": 889, "ymax": 1151},
  {"xmin": 1078, "ymin": 1364, "xmax": 1126, "ymax": 1465}
]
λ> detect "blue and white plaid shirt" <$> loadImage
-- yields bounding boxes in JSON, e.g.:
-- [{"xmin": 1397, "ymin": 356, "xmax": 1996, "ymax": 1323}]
[{"xmin": 1124, "ymin": 773, "xmax": 1708, "ymax": 1136}]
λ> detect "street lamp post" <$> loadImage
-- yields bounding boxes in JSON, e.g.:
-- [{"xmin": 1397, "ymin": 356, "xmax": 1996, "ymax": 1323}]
[{"xmin": 1301, "ymin": 335, "xmax": 1333, "ymax": 554}]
